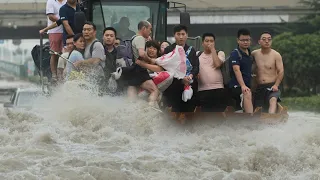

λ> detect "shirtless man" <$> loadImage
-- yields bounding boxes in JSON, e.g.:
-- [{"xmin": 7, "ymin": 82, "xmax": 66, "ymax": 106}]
[{"xmin": 252, "ymin": 31, "xmax": 284, "ymax": 114}]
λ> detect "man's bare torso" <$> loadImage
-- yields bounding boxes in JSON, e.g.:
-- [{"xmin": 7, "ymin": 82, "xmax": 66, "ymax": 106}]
[{"xmin": 252, "ymin": 48, "xmax": 279, "ymax": 84}]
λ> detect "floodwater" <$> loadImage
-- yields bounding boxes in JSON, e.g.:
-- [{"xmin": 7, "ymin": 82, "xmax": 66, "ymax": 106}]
[{"xmin": 0, "ymin": 81, "xmax": 319, "ymax": 180}]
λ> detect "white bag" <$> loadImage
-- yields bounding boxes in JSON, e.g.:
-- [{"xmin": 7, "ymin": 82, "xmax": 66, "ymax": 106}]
[
  {"xmin": 107, "ymin": 67, "xmax": 123, "ymax": 93},
  {"xmin": 182, "ymin": 85, "xmax": 193, "ymax": 102},
  {"xmin": 111, "ymin": 67, "xmax": 122, "ymax": 80},
  {"xmin": 155, "ymin": 45, "xmax": 186, "ymax": 79}
]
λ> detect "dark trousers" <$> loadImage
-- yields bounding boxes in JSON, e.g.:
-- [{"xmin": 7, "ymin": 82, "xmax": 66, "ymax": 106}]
[
  {"xmin": 163, "ymin": 78, "xmax": 198, "ymax": 112},
  {"xmin": 197, "ymin": 88, "xmax": 227, "ymax": 112},
  {"xmin": 225, "ymin": 87, "xmax": 243, "ymax": 111}
]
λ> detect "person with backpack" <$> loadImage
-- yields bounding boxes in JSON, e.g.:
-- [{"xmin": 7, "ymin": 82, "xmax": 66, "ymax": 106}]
[
  {"xmin": 127, "ymin": 21, "xmax": 159, "ymax": 107},
  {"xmin": 73, "ymin": 22, "xmax": 106, "ymax": 85},
  {"xmin": 228, "ymin": 28, "xmax": 254, "ymax": 113},
  {"xmin": 162, "ymin": 24, "xmax": 199, "ymax": 115},
  {"xmin": 197, "ymin": 33, "xmax": 227, "ymax": 112}
]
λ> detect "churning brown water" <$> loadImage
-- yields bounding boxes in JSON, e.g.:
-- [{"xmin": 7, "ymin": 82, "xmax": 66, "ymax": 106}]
[{"xmin": 0, "ymin": 81, "xmax": 319, "ymax": 180}]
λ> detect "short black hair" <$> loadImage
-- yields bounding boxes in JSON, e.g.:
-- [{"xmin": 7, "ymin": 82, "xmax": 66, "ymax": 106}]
[
  {"xmin": 146, "ymin": 40, "xmax": 160, "ymax": 49},
  {"xmin": 66, "ymin": 35, "xmax": 74, "ymax": 40},
  {"xmin": 103, "ymin": 27, "xmax": 117, "ymax": 37},
  {"xmin": 84, "ymin": 21, "xmax": 96, "ymax": 30},
  {"xmin": 73, "ymin": 33, "xmax": 83, "ymax": 42},
  {"xmin": 138, "ymin": 21, "xmax": 150, "ymax": 30},
  {"xmin": 202, "ymin": 33, "xmax": 216, "ymax": 41},
  {"xmin": 237, "ymin": 28, "xmax": 250, "ymax": 38},
  {"xmin": 146, "ymin": 40, "xmax": 161, "ymax": 57},
  {"xmin": 173, "ymin": 24, "xmax": 188, "ymax": 34},
  {"xmin": 260, "ymin": 31, "xmax": 272, "ymax": 38}
]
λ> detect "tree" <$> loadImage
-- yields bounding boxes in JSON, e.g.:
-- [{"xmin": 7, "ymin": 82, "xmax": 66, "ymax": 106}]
[
  {"xmin": 272, "ymin": 32, "xmax": 320, "ymax": 95},
  {"xmin": 275, "ymin": 0, "xmax": 320, "ymax": 35}
]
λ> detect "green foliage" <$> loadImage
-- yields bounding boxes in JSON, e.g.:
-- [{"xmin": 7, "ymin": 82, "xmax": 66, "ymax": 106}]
[
  {"xmin": 282, "ymin": 95, "xmax": 320, "ymax": 112},
  {"xmin": 275, "ymin": 0, "xmax": 320, "ymax": 34},
  {"xmin": 272, "ymin": 32, "xmax": 320, "ymax": 93},
  {"xmin": 271, "ymin": 0, "xmax": 320, "ymax": 95}
]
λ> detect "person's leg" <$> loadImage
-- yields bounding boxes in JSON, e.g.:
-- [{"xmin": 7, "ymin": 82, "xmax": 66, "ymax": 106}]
[
  {"xmin": 140, "ymin": 79, "xmax": 160, "ymax": 106},
  {"xmin": 198, "ymin": 90, "xmax": 213, "ymax": 112},
  {"xmin": 268, "ymin": 90, "xmax": 281, "ymax": 114},
  {"xmin": 127, "ymin": 86, "xmax": 138, "ymax": 101},
  {"xmin": 269, "ymin": 97, "xmax": 277, "ymax": 114},
  {"xmin": 163, "ymin": 78, "xmax": 183, "ymax": 112},
  {"xmin": 243, "ymin": 90, "xmax": 253, "ymax": 113},
  {"xmin": 212, "ymin": 88, "xmax": 227, "ymax": 112},
  {"xmin": 49, "ymin": 33, "xmax": 63, "ymax": 83},
  {"xmin": 231, "ymin": 87, "xmax": 242, "ymax": 111}
]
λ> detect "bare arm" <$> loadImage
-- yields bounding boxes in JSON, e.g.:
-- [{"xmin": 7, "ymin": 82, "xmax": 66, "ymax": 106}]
[
  {"xmin": 213, "ymin": 50, "xmax": 225, "ymax": 68},
  {"xmin": 211, "ymin": 50, "xmax": 222, "ymax": 68},
  {"xmin": 136, "ymin": 60, "xmax": 164, "ymax": 72},
  {"xmin": 62, "ymin": 21, "xmax": 74, "ymax": 35},
  {"xmin": 74, "ymin": 58, "xmax": 102, "ymax": 68},
  {"xmin": 40, "ymin": 22, "xmax": 58, "ymax": 34},
  {"xmin": 233, "ymin": 65, "xmax": 246, "ymax": 87},
  {"xmin": 82, "ymin": 58, "xmax": 101, "ymax": 65},
  {"xmin": 274, "ymin": 52, "xmax": 284, "ymax": 87},
  {"xmin": 47, "ymin": 14, "xmax": 59, "ymax": 22}
]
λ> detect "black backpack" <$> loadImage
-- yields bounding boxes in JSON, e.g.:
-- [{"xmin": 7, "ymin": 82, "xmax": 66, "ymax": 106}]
[
  {"xmin": 222, "ymin": 49, "xmax": 242, "ymax": 86},
  {"xmin": 31, "ymin": 42, "xmax": 52, "ymax": 80}
]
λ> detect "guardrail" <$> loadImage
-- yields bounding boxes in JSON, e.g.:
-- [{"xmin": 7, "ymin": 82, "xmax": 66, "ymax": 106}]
[{"xmin": 0, "ymin": 60, "xmax": 36, "ymax": 78}]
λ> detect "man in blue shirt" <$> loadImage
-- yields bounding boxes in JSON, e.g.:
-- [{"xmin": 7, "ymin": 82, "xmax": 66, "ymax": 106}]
[
  {"xmin": 59, "ymin": 0, "xmax": 81, "ymax": 46},
  {"xmin": 228, "ymin": 28, "xmax": 253, "ymax": 113}
]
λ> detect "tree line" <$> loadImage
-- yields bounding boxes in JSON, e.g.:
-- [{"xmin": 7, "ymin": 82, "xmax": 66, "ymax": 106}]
[{"xmin": 272, "ymin": 0, "xmax": 320, "ymax": 96}]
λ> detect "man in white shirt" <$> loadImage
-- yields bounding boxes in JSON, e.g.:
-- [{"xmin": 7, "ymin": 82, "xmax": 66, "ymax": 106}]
[
  {"xmin": 57, "ymin": 35, "xmax": 74, "ymax": 82},
  {"xmin": 46, "ymin": 0, "xmax": 66, "ymax": 83}
]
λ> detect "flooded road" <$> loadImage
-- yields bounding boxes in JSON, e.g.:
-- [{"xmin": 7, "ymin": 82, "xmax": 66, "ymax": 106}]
[{"xmin": 0, "ymin": 82, "xmax": 319, "ymax": 180}]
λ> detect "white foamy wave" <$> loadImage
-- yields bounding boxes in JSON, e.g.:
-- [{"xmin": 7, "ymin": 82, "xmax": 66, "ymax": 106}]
[{"xmin": 0, "ymin": 81, "xmax": 320, "ymax": 180}]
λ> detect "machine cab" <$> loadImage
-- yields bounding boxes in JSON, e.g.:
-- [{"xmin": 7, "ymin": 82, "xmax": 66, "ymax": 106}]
[{"xmin": 77, "ymin": 0, "xmax": 190, "ymax": 42}]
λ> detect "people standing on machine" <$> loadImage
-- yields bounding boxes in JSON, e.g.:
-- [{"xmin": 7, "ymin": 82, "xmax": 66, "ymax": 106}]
[
  {"xmin": 102, "ymin": 27, "xmax": 127, "ymax": 95},
  {"xmin": 65, "ymin": 33, "xmax": 85, "ymax": 80},
  {"xmin": 252, "ymin": 31, "xmax": 284, "ymax": 114},
  {"xmin": 57, "ymin": 35, "xmax": 74, "ymax": 82},
  {"xmin": 128, "ymin": 21, "xmax": 160, "ymax": 107},
  {"xmin": 59, "ymin": 0, "xmax": 81, "ymax": 45},
  {"xmin": 228, "ymin": 28, "xmax": 254, "ymax": 113},
  {"xmin": 163, "ymin": 24, "xmax": 199, "ymax": 115},
  {"xmin": 135, "ymin": 40, "xmax": 164, "ymax": 73},
  {"xmin": 197, "ymin": 33, "xmax": 227, "ymax": 112},
  {"xmin": 73, "ymin": 22, "xmax": 106, "ymax": 88},
  {"xmin": 46, "ymin": 0, "xmax": 66, "ymax": 84}
]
